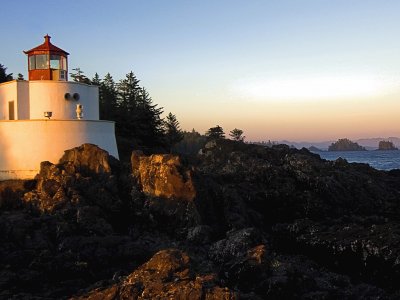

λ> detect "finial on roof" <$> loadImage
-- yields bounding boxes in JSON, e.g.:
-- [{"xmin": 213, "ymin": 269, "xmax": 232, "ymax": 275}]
[{"xmin": 44, "ymin": 34, "xmax": 51, "ymax": 43}]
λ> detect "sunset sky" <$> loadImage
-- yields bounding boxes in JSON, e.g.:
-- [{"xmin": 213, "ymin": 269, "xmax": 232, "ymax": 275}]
[{"xmin": 2, "ymin": 1, "xmax": 400, "ymax": 142}]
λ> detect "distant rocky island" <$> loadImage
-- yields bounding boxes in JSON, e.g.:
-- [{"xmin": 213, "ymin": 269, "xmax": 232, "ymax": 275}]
[
  {"xmin": 378, "ymin": 140, "xmax": 398, "ymax": 150},
  {"xmin": 308, "ymin": 145, "xmax": 322, "ymax": 152},
  {"xmin": 275, "ymin": 137, "xmax": 400, "ymax": 151},
  {"xmin": 328, "ymin": 138, "xmax": 366, "ymax": 151}
]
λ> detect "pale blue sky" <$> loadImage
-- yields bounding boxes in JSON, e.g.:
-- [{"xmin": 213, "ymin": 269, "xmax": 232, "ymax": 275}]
[{"xmin": 2, "ymin": 1, "xmax": 400, "ymax": 141}]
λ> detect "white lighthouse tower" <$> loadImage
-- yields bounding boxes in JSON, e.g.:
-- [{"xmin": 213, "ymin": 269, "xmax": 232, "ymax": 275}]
[{"xmin": 0, "ymin": 35, "xmax": 119, "ymax": 180}]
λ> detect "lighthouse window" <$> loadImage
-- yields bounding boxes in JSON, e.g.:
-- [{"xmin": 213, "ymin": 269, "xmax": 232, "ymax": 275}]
[
  {"xmin": 50, "ymin": 55, "xmax": 60, "ymax": 69},
  {"xmin": 61, "ymin": 57, "xmax": 67, "ymax": 70},
  {"xmin": 29, "ymin": 56, "xmax": 36, "ymax": 70},
  {"xmin": 35, "ymin": 54, "xmax": 49, "ymax": 69}
]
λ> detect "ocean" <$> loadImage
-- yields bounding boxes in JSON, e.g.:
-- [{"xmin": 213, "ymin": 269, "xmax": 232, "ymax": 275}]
[{"xmin": 311, "ymin": 150, "xmax": 400, "ymax": 171}]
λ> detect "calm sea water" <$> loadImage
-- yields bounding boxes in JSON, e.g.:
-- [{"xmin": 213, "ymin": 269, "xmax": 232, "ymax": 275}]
[{"xmin": 311, "ymin": 150, "xmax": 400, "ymax": 171}]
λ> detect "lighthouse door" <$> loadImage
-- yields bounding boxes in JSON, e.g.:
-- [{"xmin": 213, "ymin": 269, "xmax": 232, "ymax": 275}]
[{"xmin": 8, "ymin": 101, "xmax": 15, "ymax": 120}]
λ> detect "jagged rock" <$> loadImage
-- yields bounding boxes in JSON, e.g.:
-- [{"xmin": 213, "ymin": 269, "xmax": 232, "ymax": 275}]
[
  {"xmin": 187, "ymin": 225, "xmax": 213, "ymax": 244},
  {"xmin": 130, "ymin": 152, "xmax": 201, "ymax": 236},
  {"xmin": 0, "ymin": 180, "xmax": 35, "ymax": 210},
  {"xmin": 196, "ymin": 139, "xmax": 399, "ymax": 225},
  {"xmin": 23, "ymin": 144, "xmax": 121, "ymax": 213},
  {"xmin": 3, "ymin": 140, "xmax": 400, "ymax": 298},
  {"xmin": 59, "ymin": 143, "xmax": 118, "ymax": 177},
  {"xmin": 72, "ymin": 249, "xmax": 238, "ymax": 299},
  {"xmin": 273, "ymin": 219, "xmax": 400, "ymax": 292},
  {"xmin": 263, "ymin": 254, "xmax": 387, "ymax": 299},
  {"xmin": 131, "ymin": 152, "xmax": 196, "ymax": 201},
  {"xmin": 209, "ymin": 228, "xmax": 263, "ymax": 263}
]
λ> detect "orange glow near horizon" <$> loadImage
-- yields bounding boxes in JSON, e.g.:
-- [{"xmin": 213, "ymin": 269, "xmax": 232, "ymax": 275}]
[
  {"xmin": 174, "ymin": 84, "xmax": 400, "ymax": 142},
  {"xmin": 230, "ymin": 73, "xmax": 397, "ymax": 102}
]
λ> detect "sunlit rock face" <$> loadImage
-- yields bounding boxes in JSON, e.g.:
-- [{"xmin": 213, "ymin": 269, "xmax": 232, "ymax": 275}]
[
  {"xmin": 72, "ymin": 248, "xmax": 238, "ymax": 300},
  {"xmin": 131, "ymin": 151, "xmax": 196, "ymax": 201},
  {"xmin": 59, "ymin": 143, "xmax": 116, "ymax": 176},
  {"xmin": 23, "ymin": 143, "xmax": 120, "ymax": 212}
]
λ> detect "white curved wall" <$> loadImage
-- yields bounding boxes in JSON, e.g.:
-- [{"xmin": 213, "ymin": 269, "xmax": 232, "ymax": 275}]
[
  {"xmin": 0, "ymin": 120, "xmax": 118, "ymax": 180},
  {"xmin": 28, "ymin": 81, "xmax": 99, "ymax": 120},
  {"xmin": 0, "ymin": 81, "xmax": 99, "ymax": 121},
  {"xmin": 0, "ymin": 81, "xmax": 18, "ymax": 120}
]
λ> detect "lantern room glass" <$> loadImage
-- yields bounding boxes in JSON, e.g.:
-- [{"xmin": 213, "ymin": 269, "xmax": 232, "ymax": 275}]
[
  {"xmin": 35, "ymin": 54, "xmax": 48, "ymax": 69},
  {"xmin": 29, "ymin": 56, "xmax": 35, "ymax": 70},
  {"xmin": 50, "ymin": 55, "xmax": 60, "ymax": 69}
]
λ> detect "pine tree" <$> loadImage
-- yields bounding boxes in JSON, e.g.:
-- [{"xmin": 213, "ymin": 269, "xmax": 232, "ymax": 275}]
[
  {"xmin": 99, "ymin": 73, "xmax": 118, "ymax": 120},
  {"xmin": 91, "ymin": 73, "xmax": 101, "ymax": 86},
  {"xmin": 0, "ymin": 64, "xmax": 13, "ymax": 83},
  {"xmin": 172, "ymin": 129, "xmax": 207, "ymax": 155},
  {"xmin": 70, "ymin": 67, "xmax": 91, "ymax": 84},
  {"xmin": 116, "ymin": 71, "xmax": 141, "ymax": 137},
  {"xmin": 164, "ymin": 112, "xmax": 183, "ymax": 152},
  {"xmin": 135, "ymin": 87, "xmax": 164, "ymax": 147},
  {"xmin": 205, "ymin": 125, "xmax": 225, "ymax": 140},
  {"xmin": 117, "ymin": 71, "xmax": 140, "ymax": 111},
  {"xmin": 116, "ymin": 71, "xmax": 164, "ymax": 149},
  {"xmin": 229, "ymin": 128, "xmax": 245, "ymax": 142}
]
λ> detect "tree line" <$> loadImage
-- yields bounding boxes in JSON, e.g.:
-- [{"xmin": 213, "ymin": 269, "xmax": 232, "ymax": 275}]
[
  {"xmin": 0, "ymin": 64, "xmax": 24, "ymax": 82},
  {"xmin": 69, "ymin": 69, "xmax": 247, "ymax": 157},
  {"xmin": 71, "ymin": 68, "xmax": 185, "ymax": 157},
  {"xmin": 2, "ymin": 63, "xmax": 246, "ymax": 158},
  {"xmin": 0, "ymin": 64, "xmax": 13, "ymax": 83}
]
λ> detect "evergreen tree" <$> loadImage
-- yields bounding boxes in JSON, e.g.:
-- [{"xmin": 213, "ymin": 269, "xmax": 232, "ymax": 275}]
[
  {"xmin": 99, "ymin": 73, "xmax": 118, "ymax": 120},
  {"xmin": 116, "ymin": 71, "xmax": 164, "ymax": 149},
  {"xmin": 81, "ymin": 70, "xmax": 166, "ymax": 154},
  {"xmin": 205, "ymin": 125, "xmax": 225, "ymax": 140},
  {"xmin": 91, "ymin": 73, "xmax": 101, "ymax": 86},
  {"xmin": 70, "ymin": 67, "xmax": 91, "ymax": 84},
  {"xmin": 164, "ymin": 112, "xmax": 183, "ymax": 152},
  {"xmin": 116, "ymin": 71, "xmax": 141, "ymax": 137},
  {"xmin": 229, "ymin": 128, "xmax": 245, "ymax": 142},
  {"xmin": 0, "ymin": 64, "xmax": 13, "ymax": 83},
  {"xmin": 173, "ymin": 129, "xmax": 207, "ymax": 155},
  {"xmin": 135, "ymin": 87, "xmax": 164, "ymax": 147}
]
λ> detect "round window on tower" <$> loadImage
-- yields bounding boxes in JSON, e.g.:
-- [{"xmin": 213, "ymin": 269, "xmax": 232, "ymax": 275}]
[
  {"xmin": 64, "ymin": 93, "xmax": 71, "ymax": 100},
  {"xmin": 73, "ymin": 93, "xmax": 80, "ymax": 101}
]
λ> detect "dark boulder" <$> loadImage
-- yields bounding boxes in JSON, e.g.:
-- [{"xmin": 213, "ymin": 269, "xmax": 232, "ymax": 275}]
[
  {"xmin": 72, "ymin": 249, "xmax": 238, "ymax": 300},
  {"xmin": 2, "ymin": 140, "xmax": 400, "ymax": 298}
]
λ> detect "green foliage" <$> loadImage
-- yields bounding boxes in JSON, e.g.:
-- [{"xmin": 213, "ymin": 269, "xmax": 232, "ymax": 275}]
[
  {"xmin": 66, "ymin": 69, "xmax": 179, "ymax": 157},
  {"xmin": 229, "ymin": 128, "xmax": 245, "ymax": 142},
  {"xmin": 164, "ymin": 112, "xmax": 184, "ymax": 152},
  {"xmin": 0, "ymin": 63, "xmax": 13, "ymax": 83},
  {"xmin": 116, "ymin": 71, "xmax": 164, "ymax": 149},
  {"xmin": 70, "ymin": 67, "xmax": 91, "ymax": 84},
  {"xmin": 93, "ymin": 71, "xmax": 165, "ymax": 155},
  {"xmin": 328, "ymin": 138, "xmax": 366, "ymax": 151},
  {"xmin": 173, "ymin": 129, "xmax": 207, "ymax": 155},
  {"xmin": 205, "ymin": 125, "xmax": 225, "ymax": 140},
  {"xmin": 98, "ymin": 73, "xmax": 118, "ymax": 121},
  {"xmin": 91, "ymin": 73, "xmax": 101, "ymax": 85}
]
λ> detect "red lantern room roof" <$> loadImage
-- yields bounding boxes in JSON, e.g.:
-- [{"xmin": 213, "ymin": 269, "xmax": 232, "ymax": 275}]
[{"xmin": 23, "ymin": 34, "xmax": 69, "ymax": 56}]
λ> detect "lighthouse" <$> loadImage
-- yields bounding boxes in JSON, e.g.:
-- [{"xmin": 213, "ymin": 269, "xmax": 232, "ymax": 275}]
[
  {"xmin": 0, "ymin": 35, "xmax": 119, "ymax": 180},
  {"xmin": 24, "ymin": 34, "xmax": 69, "ymax": 81}
]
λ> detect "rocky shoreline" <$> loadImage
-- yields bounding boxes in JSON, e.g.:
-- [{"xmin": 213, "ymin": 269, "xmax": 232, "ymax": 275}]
[{"xmin": 1, "ymin": 141, "xmax": 400, "ymax": 299}]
